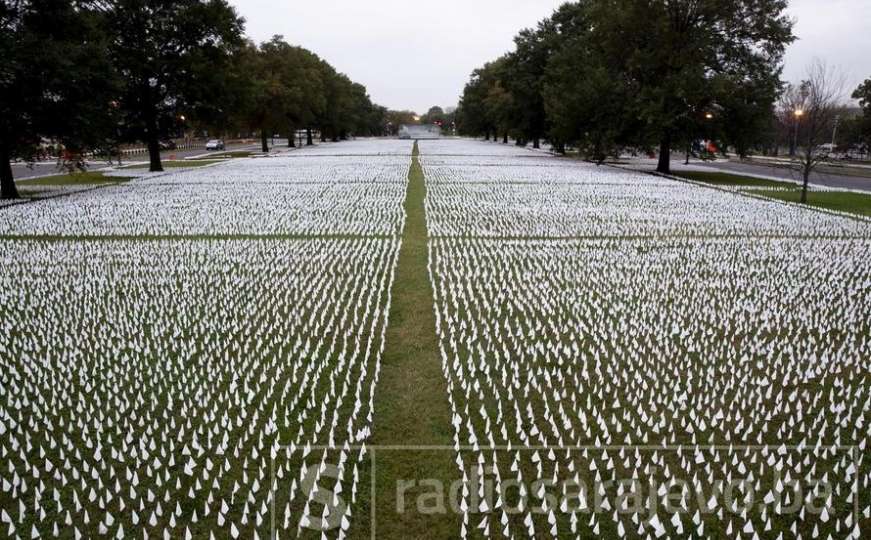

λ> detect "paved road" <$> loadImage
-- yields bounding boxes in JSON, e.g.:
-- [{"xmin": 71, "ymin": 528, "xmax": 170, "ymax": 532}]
[
  {"xmin": 11, "ymin": 141, "xmax": 270, "ymax": 180},
  {"xmin": 702, "ymin": 160, "xmax": 871, "ymax": 192}
]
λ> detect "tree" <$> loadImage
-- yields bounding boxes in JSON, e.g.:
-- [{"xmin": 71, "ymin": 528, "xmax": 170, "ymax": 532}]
[
  {"xmin": 457, "ymin": 62, "xmax": 500, "ymax": 140},
  {"xmin": 583, "ymin": 0, "xmax": 793, "ymax": 174},
  {"xmin": 789, "ymin": 61, "xmax": 847, "ymax": 203},
  {"xmin": 852, "ymin": 78, "xmax": 871, "ymax": 151},
  {"xmin": 542, "ymin": 2, "xmax": 639, "ymax": 160},
  {"xmin": 420, "ymin": 106, "xmax": 445, "ymax": 126},
  {"xmin": 259, "ymin": 38, "xmax": 326, "ymax": 147},
  {"xmin": 502, "ymin": 19, "xmax": 562, "ymax": 148},
  {"xmin": 104, "ymin": 0, "xmax": 245, "ymax": 172},
  {"xmin": 385, "ymin": 110, "xmax": 419, "ymax": 135},
  {"xmin": 237, "ymin": 36, "xmax": 321, "ymax": 153},
  {"xmin": 1, "ymin": 1, "xmax": 117, "ymax": 199},
  {"xmin": 778, "ymin": 82, "xmax": 810, "ymax": 157}
]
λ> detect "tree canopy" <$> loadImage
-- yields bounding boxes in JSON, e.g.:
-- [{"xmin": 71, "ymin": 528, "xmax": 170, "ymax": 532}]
[
  {"xmin": 1, "ymin": 1, "xmax": 393, "ymax": 198},
  {"xmin": 457, "ymin": 0, "xmax": 794, "ymax": 172},
  {"xmin": 103, "ymin": 0, "xmax": 246, "ymax": 172},
  {"xmin": 0, "ymin": 0, "xmax": 117, "ymax": 198}
]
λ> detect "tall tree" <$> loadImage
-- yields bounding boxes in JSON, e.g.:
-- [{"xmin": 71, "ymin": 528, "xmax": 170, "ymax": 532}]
[
  {"xmin": 852, "ymin": 78, "xmax": 871, "ymax": 151},
  {"xmin": 585, "ymin": 0, "xmax": 793, "ymax": 173},
  {"xmin": 259, "ymin": 37, "xmax": 326, "ymax": 147},
  {"xmin": 457, "ymin": 62, "xmax": 500, "ymax": 140},
  {"xmin": 542, "ymin": 2, "xmax": 640, "ymax": 160},
  {"xmin": 1, "ymin": 1, "xmax": 116, "ymax": 199},
  {"xmin": 104, "ymin": 0, "xmax": 244, "ymax": 172}
]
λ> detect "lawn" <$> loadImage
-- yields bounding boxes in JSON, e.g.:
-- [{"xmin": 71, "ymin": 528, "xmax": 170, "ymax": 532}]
[
  {"xmin": 749, "ymin": 188, "xmax": 871, "ymax": 217},
  {"xmin": 16, "ymin": 171, "xmax": 132, "ymax": 185},
  {"xmin": 192, "ymin": 151, "xmax": 252, "ymax": 159},
  {"xmin": 675, "ymin": 170, "xmax": 796, "ymax": 189},
  {"xmin": 675, "ymin": 170, "xmax": 871, "ymax": 218},
  {"xmin": 1, "ymin": 139, "xmax": 868, "ymax": 539},
  {"xmin": 122, "ymin": 159, "xmax": 226, "ymax": 169}
]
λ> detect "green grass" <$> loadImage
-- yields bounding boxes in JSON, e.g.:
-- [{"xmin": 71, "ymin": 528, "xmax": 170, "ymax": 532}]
[
  {"xmin": 748, "ymin": 188, "xmax": 871, "ymax": 217},
  {"xmin": 676, "ymin": 170, "xmax": 796, "ymax": 189},
  {"xmin": 193, "ymin": 151, "xmax": 252, "ymax": 159},
  {"xmin": 122, "ymin": 159, "xmax": 225, "ymax": 169},
  {"xmin": 16, "ymin": 171, "xmax": 132, "ymax": 186},
  {"xmin": 366, "ymin": 141, "xmax": 460, "ymax": 539},
  {"xmin": 741, "ymin": 157, "xmax": 871, "ymax": 179},
  {"xmin": 675, "ymin": 170, "xmax": 871, "ymax": 218}
]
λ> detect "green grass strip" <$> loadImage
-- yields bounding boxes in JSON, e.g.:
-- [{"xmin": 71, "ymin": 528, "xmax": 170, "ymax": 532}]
[
  {"xmin": 366, "ymin": 141, "xmax": 459, "ymax": 538},
  {"xmin": 16, "ymin": 171, "xmax": 132, "ymax": 186},
  {"xmin": 675, "ymin": 170, "xmax": 797, "ymax": 189},
  {"xmin": 747, "ymin": 188, "xmax": 871, "ymax": 218},
  {"xmin": 121, "ymin": 160, "xmax": 226, "ymax": 169}
]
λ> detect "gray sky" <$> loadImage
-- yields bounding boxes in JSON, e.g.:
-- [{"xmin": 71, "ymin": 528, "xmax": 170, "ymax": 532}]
[{"xmin": 234, "ymin": 0, "xmax": 871, "ymax": 113}]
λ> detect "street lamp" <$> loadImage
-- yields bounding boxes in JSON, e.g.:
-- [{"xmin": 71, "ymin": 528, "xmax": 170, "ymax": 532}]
[
  {"xmin": 705, "ymin": 112, "xmax": 713, "ymax": 120},
  {"xmin": 792, "ymin": 109, "xmax": 804, "ymax": 157}
]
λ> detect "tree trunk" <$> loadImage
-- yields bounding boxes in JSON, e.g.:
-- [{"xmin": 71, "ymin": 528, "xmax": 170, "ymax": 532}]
[
  {"xmin": 801, "ymin": 160, "xmax": 810, "ymax": 204},
  {"xmin": 306, "ymin": 128, "xmax": 313, "ymax": 146},
  {"xmin": 656, "ymin": 135, "xmax": 671, "ymax": 174},
  {"xmin": 533, "ymin": 138, "xmax": 540, "ymax": 149},
  {"xmin": 146, "ymin": 130, "xmax": 163, "ymax": 173},
  {"xmin": 502, "ymin": 133, "xmax": 508, "ymax": 144},
  {"xmin": 261, "ymin": 129, "xmax": 269, "ymax": 153},
  {"xmin": 0, "ymin": 142, "xmax": 19, "ymax": 200},
  {"xmin": 143, "ymin": 97, "xmax": 163, "ymax": 173},
  {"xmin": 685, "ymin": 142, "xmax": 691, "ymax": 165},
  {"xmin": 288, "ymin": 127, "xmax": 295, "ymax": 148}
]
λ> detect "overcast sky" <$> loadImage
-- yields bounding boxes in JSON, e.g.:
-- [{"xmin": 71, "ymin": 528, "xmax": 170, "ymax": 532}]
[{"xmin": 233, "ymin": 0, "xmax": 871, "ymax": 113}]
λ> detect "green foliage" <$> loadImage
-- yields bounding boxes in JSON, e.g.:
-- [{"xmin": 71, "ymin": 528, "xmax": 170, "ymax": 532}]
[
  {"xmin": 420, "ymin": 106, "xmax": 455, "ymax": 131},
  {"xmin": 460, "ymin": 0, "xmax": 794, "ymax": 169},
  {"xmin": 103, "ymin": 0, "xmax": 245, "ymax": 171},
  {"xmin": 457, "ymin": 60, "xmax": 501, "ymax": 139},
  {"xmin": 1, "ymin": 1, "xmax": 118, "ymax": 198},
  {"xmin": 852, "ymin": 79, "xmax": 871, "ymax": 148},
  {"xmin": 384, "ymin": 110, "xmax": 419, "ymax": 135},
  {"xmin": 234, "ymin": 37, "xmax": 386, "ymax": 144}
]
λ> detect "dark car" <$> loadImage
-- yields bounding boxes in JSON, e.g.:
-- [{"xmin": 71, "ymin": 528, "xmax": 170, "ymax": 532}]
[{"xmin": 158, "ymin": 140, "xmax": 177, "ymax": 150}]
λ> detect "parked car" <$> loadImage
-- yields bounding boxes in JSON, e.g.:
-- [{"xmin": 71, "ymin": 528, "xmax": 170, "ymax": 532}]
[
  {"xmin": 158, "ymin": 140, "xmax": 177, "ymax": 150},
  {"xmin": 205, "ymin": 139, "xmax": 225, "ymax": 151}
]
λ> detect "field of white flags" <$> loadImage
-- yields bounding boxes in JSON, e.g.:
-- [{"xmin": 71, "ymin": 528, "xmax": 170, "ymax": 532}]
[
  {"xmin": 0, "ymin": 140, "xmax": 412, "ymax": 539},
  {"xmin": 1, "ymin": 137, "xmax": 869, "ymax": 539},
  {"xmin": 419, "ymin": 139, "xmax": 871, "ymax": 539}
]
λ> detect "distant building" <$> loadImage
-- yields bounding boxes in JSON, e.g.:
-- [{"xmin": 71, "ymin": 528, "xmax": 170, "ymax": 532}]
[{"xmin": 398, "ymin": 124, "xmax": 441, "ymax": 140}]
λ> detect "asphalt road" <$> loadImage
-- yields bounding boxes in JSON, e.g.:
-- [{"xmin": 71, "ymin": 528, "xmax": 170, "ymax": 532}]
[
  {"xmin": 703, "ymin": 160, "xmax": 871, "ymax": 192},
  {"xmin": 11, "ymin": 141, "xmax": 265, "ymax": 180}
]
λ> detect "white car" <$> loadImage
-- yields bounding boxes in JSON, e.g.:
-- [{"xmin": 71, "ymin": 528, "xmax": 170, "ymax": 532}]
[{"xmin": 205, "ymin": 139, "xmax": 225, "ymax": 151}]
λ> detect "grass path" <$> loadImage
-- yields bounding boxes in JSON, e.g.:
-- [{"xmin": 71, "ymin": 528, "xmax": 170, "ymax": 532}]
[{"xmin": 366, "ymin": 141, "xmax": 460, "ymax": 538}]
